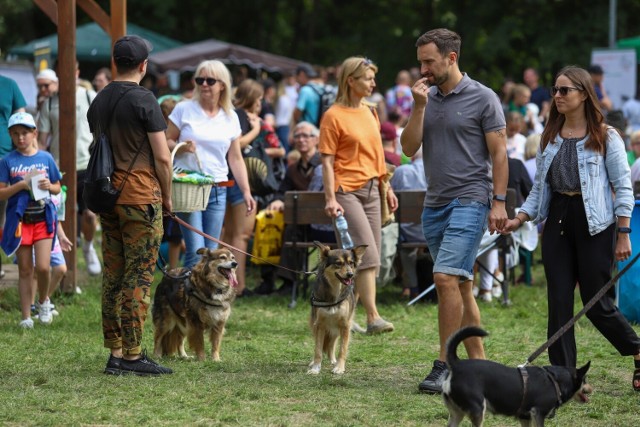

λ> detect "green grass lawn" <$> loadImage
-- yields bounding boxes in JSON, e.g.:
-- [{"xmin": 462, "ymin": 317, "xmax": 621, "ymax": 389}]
[{"xmin": 0, "ymin": 251, "xmax": 638, "ymax": 426}]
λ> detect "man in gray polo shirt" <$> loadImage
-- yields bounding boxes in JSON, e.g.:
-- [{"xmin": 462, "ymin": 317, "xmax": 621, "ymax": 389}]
[{"xmin": 400, "ymin": 28, "xmax": 508, "ymax": 394}]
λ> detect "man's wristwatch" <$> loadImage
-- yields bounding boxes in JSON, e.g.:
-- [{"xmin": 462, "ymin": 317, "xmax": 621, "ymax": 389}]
[
  {"xmin": 617, "ymin": 227, "xmax": 632, "ymax": 234},
  {"xmin": 492, "ymin": 194, "xmax": 507, "ymax": 202}
]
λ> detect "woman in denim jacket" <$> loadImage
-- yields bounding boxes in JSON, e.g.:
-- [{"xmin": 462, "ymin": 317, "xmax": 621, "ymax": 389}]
[{"xmin": 502, "ymin": 66, "xmax": 640, "ymax": 392}]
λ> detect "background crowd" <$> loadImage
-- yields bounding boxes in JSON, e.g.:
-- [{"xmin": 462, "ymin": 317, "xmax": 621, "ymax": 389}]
[{"xmin": 1, "ymin": 28, "xmax": 640, "ymax": 386}]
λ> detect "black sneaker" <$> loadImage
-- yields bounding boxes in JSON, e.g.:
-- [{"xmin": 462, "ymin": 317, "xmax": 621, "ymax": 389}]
[
  {"xmin": 119, "ymin": 351, "xmax": 173, "ymax": 376},
  {"xmin": 104, "ymin": 354, "xmax": 122, "ymax": 375},
  {"xmin": 418, "ymin": 360, "xmax": 449, "ymax": 394}
]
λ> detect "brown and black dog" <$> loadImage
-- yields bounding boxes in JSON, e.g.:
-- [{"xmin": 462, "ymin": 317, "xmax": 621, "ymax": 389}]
[
  {"xmin": 152, "ymin": 247, "xmax": 237, "ymax": 361},
  {"xmin": 307, "ymin": 241, "xmax": 367, "ymax": 375}
]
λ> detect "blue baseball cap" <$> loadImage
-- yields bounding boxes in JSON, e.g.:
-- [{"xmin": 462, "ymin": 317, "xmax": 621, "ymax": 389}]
[{"xmin": 8, "ymin": 112, "xmax": 36, "ymax": 129}]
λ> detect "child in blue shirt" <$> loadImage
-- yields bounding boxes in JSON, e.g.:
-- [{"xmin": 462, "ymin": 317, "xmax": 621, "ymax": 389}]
[{"xmin": 0, "ymin": 112, "xmax": 62, "ymax": 328}]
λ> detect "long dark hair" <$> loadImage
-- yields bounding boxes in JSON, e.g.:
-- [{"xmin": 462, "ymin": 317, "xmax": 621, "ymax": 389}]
[{"xmin": 540, "ymin": 66, "xmax": 607, "ymax": 153}]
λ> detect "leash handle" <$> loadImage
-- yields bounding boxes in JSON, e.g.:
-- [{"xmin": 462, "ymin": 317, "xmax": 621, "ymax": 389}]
[
  {"xmin": 525, "ymin": 251, "xmax": 640, "ymax": 365},
  {"xmin": 166, "ymin": 211, "xmax": 315, "ymax": 277}
]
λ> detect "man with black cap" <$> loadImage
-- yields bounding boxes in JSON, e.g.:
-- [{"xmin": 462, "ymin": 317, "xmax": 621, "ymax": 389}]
[
  {"xmin": 588, "ymin": 64, "xmax": 613, "ymax": 113},
  {"xmin": 87, "ymin": 35, "xmax": 174, "ymax": 376}
]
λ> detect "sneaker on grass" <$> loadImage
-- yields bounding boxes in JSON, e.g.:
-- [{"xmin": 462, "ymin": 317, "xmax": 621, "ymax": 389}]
[
  {"xmin": 418, "ymin": 360, "xmax": 449, "ymax": 394},
  {"xmin": 104, "ymin": 354, "xmax": 123, "ymax": 375},
  {"xmin": 37, "ymin": 300, "xmax": 53, "ymax": 324},
  {"xmin": 19, "ymin": 318, "xmax": 34, "ymax": 329},
  {"xmin": 119, "ymin": 351, "xmax": 173, "ymax": 376},
  {"xmin": 83, "ymin": 242, "xmax": 102, "ymax": 276}
]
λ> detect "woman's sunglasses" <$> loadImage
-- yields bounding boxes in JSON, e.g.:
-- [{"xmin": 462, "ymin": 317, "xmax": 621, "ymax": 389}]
[
  {"xmin": 194, "ymin": 77, "xmax": 218, "ymax": 86},
  {"xmin": 551, "ymin": 86, "xmax": 581, "ymax": 96}
]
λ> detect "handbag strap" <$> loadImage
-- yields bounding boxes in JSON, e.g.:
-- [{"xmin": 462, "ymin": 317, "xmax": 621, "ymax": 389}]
[{"xmin": 102, "ymin": 86, "xmax": 146, "ymax": 192}]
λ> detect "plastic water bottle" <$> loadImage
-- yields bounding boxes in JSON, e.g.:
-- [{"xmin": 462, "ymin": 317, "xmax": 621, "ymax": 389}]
[{"xmin": 334, "ymin": 212, "xmax": 354, "ymax": 249}]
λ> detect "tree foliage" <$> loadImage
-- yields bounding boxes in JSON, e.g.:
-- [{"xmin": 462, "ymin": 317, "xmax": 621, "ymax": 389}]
[{"xmin": 2, "ymin": 0, "xmax": 640, "ymax": 90}]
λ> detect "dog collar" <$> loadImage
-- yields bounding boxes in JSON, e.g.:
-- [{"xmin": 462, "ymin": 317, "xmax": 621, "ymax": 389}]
[{"xmin": 542, "ymin": 367, "xmax": 564, "ymax": 409}]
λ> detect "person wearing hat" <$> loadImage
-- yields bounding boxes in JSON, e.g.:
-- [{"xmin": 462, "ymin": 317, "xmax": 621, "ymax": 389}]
[
  {"xmin": 0, "ymin": 112, "xmax": 62, "ymax": 329},
  {"xmin": 588, "ymin": 64, "xmax": 613, "ymax": 113},
  {"xmin": 380, "ymin": 121, "xmax": 401, "ymax": 166},
  {"xmin": 35, "ymin": 69, "xmax": 59, "ymax": 113},
  {"xmin": 293, "ymin": 64, "xmax": 326, "ymax": 127},
  {"xmin": 86, "ymin": 35, "xmax": 173, "ymax": 376}
]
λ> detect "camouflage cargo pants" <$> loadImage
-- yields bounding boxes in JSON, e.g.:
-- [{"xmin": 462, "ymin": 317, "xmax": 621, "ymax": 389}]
[{"xmin": 100, "ymin": 203, "xmax": 162, "ymax": 356}]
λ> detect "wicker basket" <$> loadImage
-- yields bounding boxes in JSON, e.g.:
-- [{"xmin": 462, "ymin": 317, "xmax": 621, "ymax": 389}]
[{"xmin": 171, "ymin": 142, "xmax": 213, "ymax": 213}]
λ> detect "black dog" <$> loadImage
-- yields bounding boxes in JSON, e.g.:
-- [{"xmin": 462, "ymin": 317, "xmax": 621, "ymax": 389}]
[{"xmin": 442, "ymin": 326, "xmax": 591, "ymax": 427}]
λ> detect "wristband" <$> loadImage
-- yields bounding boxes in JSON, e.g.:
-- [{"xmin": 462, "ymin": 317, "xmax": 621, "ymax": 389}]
[
  {"xmin": 617, "ymin": 227, "xmax": 632, "ymax": 234},
  {"xmin": 493, "ymin": 194, "xmax": 507, "ymax": 202}
]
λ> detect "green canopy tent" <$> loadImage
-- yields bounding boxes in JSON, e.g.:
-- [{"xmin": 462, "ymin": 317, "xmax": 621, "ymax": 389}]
[
  {"xmin": 8, "ymin": 22, "xmax": 182, "ymax": 63},
  {"xmin": 617, "ymin": 36, "xmax": 640, "ymax": 62}
]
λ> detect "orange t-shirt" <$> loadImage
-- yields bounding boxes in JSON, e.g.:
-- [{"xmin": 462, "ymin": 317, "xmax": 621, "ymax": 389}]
[{"xmin": 319, "ymin": 104, "xmax": 386, "ymax": 192}]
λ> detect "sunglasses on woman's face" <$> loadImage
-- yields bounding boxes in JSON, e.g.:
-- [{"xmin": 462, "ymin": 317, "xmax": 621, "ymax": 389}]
[
  {"xmin": 194, "ymin": 77, "xmax": 218, "ymax": 86},
  {"xmin": 551, "ymin": 86, "xmax": 581, "ymax": 96}
]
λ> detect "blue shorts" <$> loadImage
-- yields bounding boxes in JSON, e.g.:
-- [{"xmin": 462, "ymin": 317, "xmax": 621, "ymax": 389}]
[
  {"xmin": 50, "ymin": 250, "xmax": 66, "ymax": 267},
  {"xmin": 226, "ymin": 182, "xmax": 244, "ymax": 206},
  {"xmin": 421, "ymin": 198, "xmax": 489, "ymax": 280}
]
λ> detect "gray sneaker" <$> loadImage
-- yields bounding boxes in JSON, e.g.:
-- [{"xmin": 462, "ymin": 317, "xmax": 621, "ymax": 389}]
[
  {"xmin": 418, "ymin": 360, "xmax": 449, "ymax": 394},
  {"xmin": 366, "ymin": 318, "xmax": 394, "ymax": 335}
]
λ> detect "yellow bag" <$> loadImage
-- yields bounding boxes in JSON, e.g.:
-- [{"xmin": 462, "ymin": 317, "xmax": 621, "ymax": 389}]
[{"xmin": 251, "ymin": 209, "xmax": 284, "ymax": 265}]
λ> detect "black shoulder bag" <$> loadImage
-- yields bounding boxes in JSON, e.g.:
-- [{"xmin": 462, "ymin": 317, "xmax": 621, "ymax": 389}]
[{"xmin": 83, "ymin": 88, "xmax": 145, "ymax": 214}]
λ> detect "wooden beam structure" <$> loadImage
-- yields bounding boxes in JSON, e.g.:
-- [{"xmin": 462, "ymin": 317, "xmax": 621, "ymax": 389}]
[
  {"xmin": 57, "ymin": 0, "xmax": 77, "ymax": 291},
  {"xmin": 31, "ymin": 0, "xmax": 127, "ymax": 292}
]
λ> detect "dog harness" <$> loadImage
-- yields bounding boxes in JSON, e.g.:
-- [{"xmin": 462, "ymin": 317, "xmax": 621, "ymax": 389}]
[
  {"xmin": 516, "ymin": 366, "xmax": 563, "ymax": 418},
  {"xmin": 310, "ymin": 286, "xmax": 354, "ymax": 308},
  {"xmin": 184, "ymin": 276, "xmax": 228, "ymax": 307}
]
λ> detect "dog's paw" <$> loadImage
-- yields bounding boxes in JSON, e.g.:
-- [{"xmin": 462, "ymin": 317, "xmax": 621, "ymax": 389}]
[
  {"xmin": 329, "ymin": 358, "xmax": 337, "ymax": 366},
  {"xmin": 331, "ymin": 366, "xmax": 345, "ymax": 375},
  {"xmin": 307, "ymin": 364, "xmax": 321, "ymax": 375}
]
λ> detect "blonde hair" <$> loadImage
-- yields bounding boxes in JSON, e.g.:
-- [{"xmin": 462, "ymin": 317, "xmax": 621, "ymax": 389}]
[
  {"xmin": 335, "ymin": 56, "xmax": 378, "ymax": 106},
  {"xmin": 192, "ymin": 60, "xmax": 233, "ymax": 115},
  {"xmin": 524, "ymin": 133, "xmax": 541, "ymax": 160}
]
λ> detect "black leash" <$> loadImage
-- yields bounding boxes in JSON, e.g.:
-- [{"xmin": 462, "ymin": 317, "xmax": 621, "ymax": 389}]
[
  {"xmin": 165, "ymin": 211, "xmax": 316, "ymax": 277},
  {"xmin": 522, "ymin": 251, "xmax": 640, "ymax": 366}
]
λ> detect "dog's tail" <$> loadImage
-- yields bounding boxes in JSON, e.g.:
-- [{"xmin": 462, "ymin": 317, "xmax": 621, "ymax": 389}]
[{"xmin": 446, "ymin": 326, "xmax": 488, "ymax": 367}]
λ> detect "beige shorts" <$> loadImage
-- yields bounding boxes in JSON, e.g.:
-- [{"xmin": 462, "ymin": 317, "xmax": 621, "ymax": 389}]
[{"xmin": 335, "ymin": 179, "xmax": 381, "ymax": 272}]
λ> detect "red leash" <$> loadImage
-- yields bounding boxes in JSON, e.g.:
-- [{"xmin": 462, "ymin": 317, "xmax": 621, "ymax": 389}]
[{"xmin": 166, "ymin": 212, "xmax": 314, "ymax": 276}]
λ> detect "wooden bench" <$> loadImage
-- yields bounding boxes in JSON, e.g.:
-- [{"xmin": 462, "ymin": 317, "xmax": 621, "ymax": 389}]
[
  {"xmin": 283, "ymin": 191, "xmax": 335, "ymax": 308},
  {"xmin": 282, "ymin": 189, "xmax": 519, "ymax": 306}
]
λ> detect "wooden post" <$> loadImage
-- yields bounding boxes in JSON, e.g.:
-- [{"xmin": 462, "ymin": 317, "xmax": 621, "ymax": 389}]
[
  {"xmin": 57, "ymin": 0, "xmax": 78, "ymax": 293},
  {"xmin": 31, "ymin": 0, "xmax": 127, "ymax": 292},
  {"xmin": 110, "ymin": 0, "xmax": 127, "ymax": 78}
]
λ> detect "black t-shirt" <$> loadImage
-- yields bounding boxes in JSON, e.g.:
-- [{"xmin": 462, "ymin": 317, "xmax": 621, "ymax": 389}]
[
  {"xmin": 235, "ymin": 107, "xmax": 251, "ymax": 136},
  {"xmin": 86, "ymin": 81, "xmax": 167, "ymax": 203}
]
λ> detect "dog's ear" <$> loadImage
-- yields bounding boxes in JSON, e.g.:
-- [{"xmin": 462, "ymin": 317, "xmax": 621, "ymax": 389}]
[
  {"xmin": 196, "ymin": 247, "xmax": 207, "ymax": 256},
  {"xmin": 314, "ymin": 241, "xmax": 331, "ymax": 258},
  {"xmin": 577, "ymin": 361, "xmax": 591, "ymax": 376},
  {"xmin": 351, "ymin": 245, "xmax": 367, "ymax": 265}
]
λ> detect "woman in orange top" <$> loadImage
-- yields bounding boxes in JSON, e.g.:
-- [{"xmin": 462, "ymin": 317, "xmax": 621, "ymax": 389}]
[{"xmin": 320, "ymin": 56, "xmax": 398, "ymax": 334}]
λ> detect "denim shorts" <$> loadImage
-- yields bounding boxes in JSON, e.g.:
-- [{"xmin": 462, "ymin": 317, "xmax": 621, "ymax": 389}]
[
  {"xmin": 421, "ymin": 198, "xmax": 489, "ymax": 280},
  {"xmin": 226, "ymin": 182, "xmax": 245, "ymax": 206}
]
